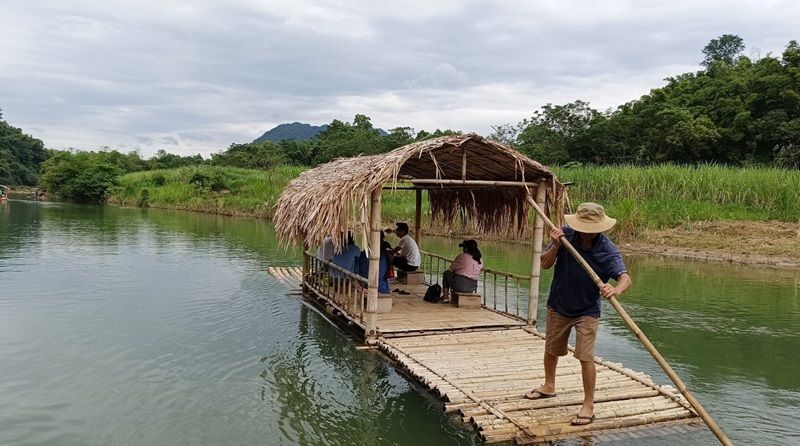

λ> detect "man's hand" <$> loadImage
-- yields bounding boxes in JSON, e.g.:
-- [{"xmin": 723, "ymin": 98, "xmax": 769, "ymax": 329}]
[
  {"xmin": 549, "ymin": 228, "xmax": 564, "ymax": 247},
  {"xmin": 599, "ymin": 283, "xmax": 619, "ymax": 299}
]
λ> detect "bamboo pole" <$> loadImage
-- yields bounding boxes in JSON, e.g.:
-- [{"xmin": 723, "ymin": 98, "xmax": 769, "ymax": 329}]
[
  {"xmin": 527, "ymin": 181, "xmax": 546, "ymax": 324},
  {"xmin": 414, "ymin": 188, "xmax": 422, "ymax": 248},
  {"xmin": 524, "ymin": 195, "xmax": 733, "ymax": 446},
  {"xmin": 365, "ymin": 188, "xmax": 382, "ymax": 340}
]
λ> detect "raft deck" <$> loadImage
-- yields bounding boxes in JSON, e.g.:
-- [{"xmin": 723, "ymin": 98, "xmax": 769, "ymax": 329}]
[{"xmin": 268, "ymin": 266, "xmax": 699, "ymax": 444}]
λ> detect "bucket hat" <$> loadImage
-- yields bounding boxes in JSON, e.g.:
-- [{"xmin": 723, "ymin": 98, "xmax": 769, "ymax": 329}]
[{"xmin": 564, "ymin": 203, "xmax": 616, "ymax": 233}]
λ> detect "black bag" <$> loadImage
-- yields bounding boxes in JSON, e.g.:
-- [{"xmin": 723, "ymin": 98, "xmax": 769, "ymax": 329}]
[{"xmin": 423, "ymin": 283, "xmax": 442, "ymax": 303}]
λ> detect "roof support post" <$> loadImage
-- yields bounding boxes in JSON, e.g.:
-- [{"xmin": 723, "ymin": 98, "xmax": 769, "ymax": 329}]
[
  {"xmin": 364, "ymin": 187, "xmax": 382, "ymax": 341},
  {"xmin": 301, "ymin": 242, "xmax": 310, "ymax": 294},
  {"xmin": 414, "ymin": 189, "xmax": 422, "ymax": 249},
  {"xmin": 527, "ymin": 180, "xmax": 547, "ymax": 325}
]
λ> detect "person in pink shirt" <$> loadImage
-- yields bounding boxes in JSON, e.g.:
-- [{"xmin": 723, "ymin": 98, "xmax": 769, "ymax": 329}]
[{"xmin": 441, "ymin": 239, "xmax": 483, "ymax": 303}]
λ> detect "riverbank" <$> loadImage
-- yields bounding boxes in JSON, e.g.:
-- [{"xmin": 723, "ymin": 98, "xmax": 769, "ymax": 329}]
[{"xmin": 107, "ymin": 164, "xmax": 800, "ymax": 268}]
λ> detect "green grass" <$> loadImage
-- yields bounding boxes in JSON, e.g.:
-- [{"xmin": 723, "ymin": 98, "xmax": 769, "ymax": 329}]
[
  {"xmin": 554, "ymin": 164, "xmax": 800, "ymax": 237},
  {"xmin": 110, "ymin": 165, "xmax": 304, "ymax": 218},
  {"xmin": 109, "ymin": 164, "xmax": 800, "ymax": 238}
]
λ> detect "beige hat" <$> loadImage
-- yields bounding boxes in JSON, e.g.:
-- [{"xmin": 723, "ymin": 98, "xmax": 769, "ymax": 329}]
[{"xmin": 564, "ymin": 202, "xmax": 616, "ymax": 233}]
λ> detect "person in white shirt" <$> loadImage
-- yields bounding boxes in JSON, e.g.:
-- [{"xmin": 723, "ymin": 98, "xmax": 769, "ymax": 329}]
[{"xmin": 389, "ymin": 222, "xmax": 421, "ymax": 272}]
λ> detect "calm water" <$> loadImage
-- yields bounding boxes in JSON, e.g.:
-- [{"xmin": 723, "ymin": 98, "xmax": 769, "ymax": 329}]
[{"xmin": 1, "ymin": 200, "xmax": 798, "ymax": 445}]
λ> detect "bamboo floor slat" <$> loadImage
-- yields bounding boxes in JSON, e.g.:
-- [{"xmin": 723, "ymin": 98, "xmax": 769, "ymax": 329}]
[
  {"xmin": 378, "ymin": 328, "xmax": 698, "ymax": 444},
  {"xmin": 267, "ymin": 266, "xmax": 303, "ymax": 289},
  {"xmin": 377, "ymin": 283, "xmax": 525, "ymax": 334}
]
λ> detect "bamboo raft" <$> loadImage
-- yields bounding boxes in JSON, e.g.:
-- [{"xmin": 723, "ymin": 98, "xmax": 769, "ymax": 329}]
[{"xmin": 268, "ymin": 266, "xmax": 700, "ymax": 444}]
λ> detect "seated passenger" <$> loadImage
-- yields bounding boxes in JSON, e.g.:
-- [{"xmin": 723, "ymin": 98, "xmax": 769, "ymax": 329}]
[
  {"xmin": 442, "ymin": 239, "xmax": 483, "ymax": 303},
  {"xmin": 389, "ymin": 222, "xmax": 421, "ymax": 272},
  {"xmin": 356, "ymin": 248, "xmax": 390, "ymax": 294},
  {"xmin": 317, "ymin": 235, "xmax": 335, "ymax": 262},
  {"xmin": 330, "ymin": 233, "xmax": 360, "ymax": 279}
]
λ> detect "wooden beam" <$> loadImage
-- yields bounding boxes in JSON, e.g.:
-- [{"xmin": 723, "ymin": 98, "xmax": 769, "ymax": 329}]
[
  {"xmin": 414, "ymin": 189, "xmax": 422, "ymax": 249},
  {"xmin": 527, "ymin": 181, "xmax": 547, "ymax": 325},
  {"xmin": 410, "ymin": 179, "xmax": 541, "ymax": 187}
]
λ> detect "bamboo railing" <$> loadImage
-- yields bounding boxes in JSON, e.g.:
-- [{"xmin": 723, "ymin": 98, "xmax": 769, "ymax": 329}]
[
  {"xmin": 421, "ymin": 251, "xmax": 530, "ymax": 320},
  {"xmin": 304, "ymin": 251, "xmax": 369, "ymax": 328}
]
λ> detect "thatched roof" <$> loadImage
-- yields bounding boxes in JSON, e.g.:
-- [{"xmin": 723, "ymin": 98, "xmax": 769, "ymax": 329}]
[{"xmin": 274, "ymin": 134, "xmax": 564, "ymax": 249}]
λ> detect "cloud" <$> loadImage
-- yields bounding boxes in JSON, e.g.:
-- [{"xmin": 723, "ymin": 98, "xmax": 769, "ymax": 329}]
[{"xmin": 1, "ymin": 0, "xmax": 798, "ymax": 156}]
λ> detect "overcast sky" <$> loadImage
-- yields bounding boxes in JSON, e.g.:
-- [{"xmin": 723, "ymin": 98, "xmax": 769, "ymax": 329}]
[{"xmin": 1, "ymin": 0, "xmax": 798, "ymax": 157}]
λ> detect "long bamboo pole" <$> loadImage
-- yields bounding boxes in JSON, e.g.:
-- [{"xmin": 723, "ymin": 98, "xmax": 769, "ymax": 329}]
[{"xmin": 524, "ymin": 195, "xmax": 732, "ymax": 446}]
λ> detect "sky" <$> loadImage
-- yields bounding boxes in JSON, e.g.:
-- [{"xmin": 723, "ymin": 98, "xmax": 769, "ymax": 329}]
[{"xmin": 1, "ymin": 0, "xmax": 799, "ymax": 157}]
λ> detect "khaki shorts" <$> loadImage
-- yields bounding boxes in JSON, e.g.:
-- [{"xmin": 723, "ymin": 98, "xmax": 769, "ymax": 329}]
[{"xmin": 544, "ymin": 306, "xmax": 599, "ymax": 362}]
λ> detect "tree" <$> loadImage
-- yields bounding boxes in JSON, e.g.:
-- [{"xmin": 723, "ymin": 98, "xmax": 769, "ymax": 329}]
[
  {"xmin": 0, "ymin": 114, "xmax": 49, "ymax": 185},
  {"xmin": 515, "ymin": 101, "xmax": 600, "ymax": 164},
  {"xmin": 702, "ymin": 34, "xmax": 745, "ymax": 67},
  {"xmin": 782, "ymin": 40, "xmax": 800, "ymax": 68},
  {"xmin": 39, "ymin": 151, "xmax": 123, "ymax": 202},
  {"xmin": 210, "ymin": 142, "xmax": 285, "ymax": 169}
]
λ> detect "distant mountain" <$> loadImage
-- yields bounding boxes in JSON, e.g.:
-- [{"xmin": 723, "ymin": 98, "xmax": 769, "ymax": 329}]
[
  {"xmin": 253, "ymin": 122, "xmax": 389, "ymax": 143},
  {"xmin": 253, "ymin": 122, "xmax": 328, "ymax": 143}
]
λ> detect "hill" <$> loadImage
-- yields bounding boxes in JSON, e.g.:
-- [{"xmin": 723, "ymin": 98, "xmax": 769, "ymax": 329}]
[
  {"xmin": 253, "ymin": 122, "xmax": 329, "ymax": 143},
  {"xmin": 254, "ymin": 121, "xmax": 389, "ymax": 143}
]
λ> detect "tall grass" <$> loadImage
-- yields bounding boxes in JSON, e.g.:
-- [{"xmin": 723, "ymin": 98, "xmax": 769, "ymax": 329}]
[
  {"xmin": 110, "ymin": 165, "xmax": 304, "ymax": 218},
  {"xmin": 110, "ymin": 164, "xmax": 800, "ymax": 238},
  {"xmin": 554, "ymin": 164, "xmax": 800, "ymax": 237}
]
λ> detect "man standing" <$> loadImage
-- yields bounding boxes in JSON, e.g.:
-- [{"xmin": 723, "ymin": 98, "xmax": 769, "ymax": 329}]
[
  {"xmin": 525, "ymin": 203, "xmax": 632, "ymax": 426},
  {"xmin": 389, "ymin": 222, "xmax": 421, "ymax": 272}
]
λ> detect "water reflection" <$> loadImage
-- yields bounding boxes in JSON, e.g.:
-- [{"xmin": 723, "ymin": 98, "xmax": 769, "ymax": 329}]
[{"xmin": 1, "ymin": 200, "xmax": 798, "ymax": 445}]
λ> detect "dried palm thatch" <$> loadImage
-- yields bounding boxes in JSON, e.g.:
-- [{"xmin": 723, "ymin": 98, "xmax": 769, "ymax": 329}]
[{"xmin": 273, "ymin": 134, "xmax": 564, "ymax": 251}]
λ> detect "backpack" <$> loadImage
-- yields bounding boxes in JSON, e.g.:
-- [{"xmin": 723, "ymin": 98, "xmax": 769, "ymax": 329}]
[{"xmin": 423, "ymin": 283, "xmax": 442, "ymax": 303}]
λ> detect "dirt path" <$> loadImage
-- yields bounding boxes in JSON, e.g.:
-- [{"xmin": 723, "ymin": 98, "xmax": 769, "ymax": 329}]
[
  {"xmin": 626, "ymin": 221, "xmax": 800, "ymax": 269},
  {"xmin": 428, "ymin": 220, "xmax": 800, "ymax": 269}
]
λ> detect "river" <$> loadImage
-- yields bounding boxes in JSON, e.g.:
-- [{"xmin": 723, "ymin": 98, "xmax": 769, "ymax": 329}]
[{"xmin": 1, "ymin": 199, "xmax": 798, "ymax": 445}]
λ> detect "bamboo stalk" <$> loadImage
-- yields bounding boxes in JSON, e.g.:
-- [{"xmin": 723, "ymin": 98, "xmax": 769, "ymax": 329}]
[
  {"xmin": 528, "ymin": 181, "xmax": 546, "ymax": 324},
  {"xmin": 524, "ymin": 195, "xmax": 732, "ymax": 446},
  {"xmin": 414, "ymin": 189, "xmax": 422, "ymax": 248}
]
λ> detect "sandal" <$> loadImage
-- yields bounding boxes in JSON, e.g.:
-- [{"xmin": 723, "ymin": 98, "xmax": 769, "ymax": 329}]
[
  {"xmin": 570, "ymin": 414, "xmax": 595, "ymax": 426},
  {"xmin": 524, "ymin": 387, "xmax": 556, "ymax": 400}
]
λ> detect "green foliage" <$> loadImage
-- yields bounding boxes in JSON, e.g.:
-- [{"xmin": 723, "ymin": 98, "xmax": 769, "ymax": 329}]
[
  {"xmin": 702, "ymin": 34, "xmax": 745, "ymax": 67},
  {"xmin": 110, "ymin": 165, "xmax": 305, "ymax": 218},
  {"xmin": 0, "ymin": 113, "xmax": 48, "ymax": 185},
  {"xmin": 210, "ymin": 142, "xmax": 285, "ymax": 169},
  {"xmin": 39, "ymin": 151, "xmax": 124, "ymax": 202},
  {"xmin": 147, "ymin": 149, "xmax": 204, "ymax": 170},
  {"xmin": 313, "ymin": 114, "xmax": 385, "ymax": 163},
  {"xmin": 492, "ymin": 36, "xmax": 800, "ymax": 168}
]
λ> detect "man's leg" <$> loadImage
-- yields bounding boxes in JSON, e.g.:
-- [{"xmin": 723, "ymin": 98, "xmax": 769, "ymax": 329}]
[
  {"xmin": 573, "ymin": 316, "xmax": 600, "ymax": 421},
  {"xmin": 528, "ymin": 307, "xmax": 570, "ymax": 398},
  {"xmin": 542, "ymin": 351, "xmax": 559, "ymax": 394},
  {"xmin": 578, "ymin": 359, "xmax": 596, "ymax": 417}
]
